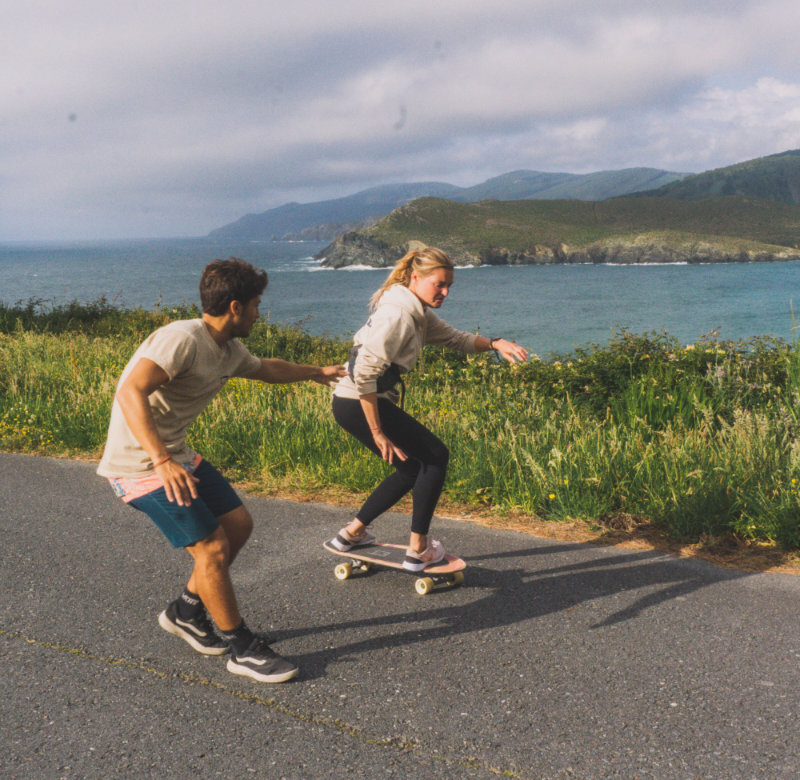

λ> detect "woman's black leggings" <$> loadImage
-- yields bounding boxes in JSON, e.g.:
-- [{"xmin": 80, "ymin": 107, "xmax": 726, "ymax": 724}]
[{"xmin": 332, "ymin": 396, "xmax": 449, "ymax": 535}]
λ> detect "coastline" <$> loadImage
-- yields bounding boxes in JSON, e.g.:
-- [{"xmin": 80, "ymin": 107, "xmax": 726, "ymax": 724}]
[{"xmin": 318, "ymin": 233, "xmax": 800, "ymax": 269}]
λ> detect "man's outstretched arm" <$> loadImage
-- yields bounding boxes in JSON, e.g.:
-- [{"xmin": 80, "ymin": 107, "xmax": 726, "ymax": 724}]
[{"xmin": 247, "ymin": 359, "xmax": 346, "ymax": 386}]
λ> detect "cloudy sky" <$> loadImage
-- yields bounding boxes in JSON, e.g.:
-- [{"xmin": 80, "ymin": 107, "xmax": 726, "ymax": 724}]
[{"xmin": 4, "ymin": 0, "xmax": 800, "ymax": 241}]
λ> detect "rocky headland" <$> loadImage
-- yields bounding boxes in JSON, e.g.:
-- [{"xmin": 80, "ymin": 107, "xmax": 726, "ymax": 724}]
[
  {"xmin": 316, "ymin": 190, "xmax": 800, "ymax": 268},
  {"xmin": 317, "ymin": 230, "xmax": 800, "ymax": 268}
]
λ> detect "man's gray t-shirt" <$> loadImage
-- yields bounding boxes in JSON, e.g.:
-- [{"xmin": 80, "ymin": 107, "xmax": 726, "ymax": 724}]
[{"xmin": 97, "ymin": 319, "xmax": 261, "ymax": 478}]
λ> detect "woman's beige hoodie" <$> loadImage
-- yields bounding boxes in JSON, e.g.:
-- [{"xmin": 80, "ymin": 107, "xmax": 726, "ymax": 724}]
[{"xmin": 333, "ymin": 283, "xmax": 479, "ymax": 403}]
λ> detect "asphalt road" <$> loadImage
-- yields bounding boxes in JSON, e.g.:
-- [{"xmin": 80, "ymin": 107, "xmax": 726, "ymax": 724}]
[{"xmin": 3, "ymin": 451, "xmax": 800, "ymax": 779}]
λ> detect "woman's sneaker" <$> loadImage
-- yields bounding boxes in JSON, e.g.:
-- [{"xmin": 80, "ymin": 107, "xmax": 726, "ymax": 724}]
[
  {"xmin": 403, "ymin": 539, "xmax": 446, "ymax": 572},
  {"xmin": 329, "ymin": 526, "xmax": 376, "ymax": 551},
  {"xmin": 227, "ymin": 635, "xmax": 299, "ymax": 683},
  {"xmin": 158, "ymin": 600, "xmax": 229, "ymax": 656}
]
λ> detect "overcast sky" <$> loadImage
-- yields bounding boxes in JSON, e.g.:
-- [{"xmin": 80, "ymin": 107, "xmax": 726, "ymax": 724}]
[{"xmin": 4, "ymin": 0, "xmax": 800, "ymax": 241}]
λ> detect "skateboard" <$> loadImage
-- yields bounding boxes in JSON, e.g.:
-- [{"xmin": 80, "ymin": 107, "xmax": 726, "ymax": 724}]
[{"xmin": 322, "ymin": 540, "xmax": 466, "ymax": 595}]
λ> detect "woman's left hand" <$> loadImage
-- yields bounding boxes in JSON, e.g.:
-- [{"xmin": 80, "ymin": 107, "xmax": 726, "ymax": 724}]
[{"xmin": 493, "ymin": 339, "xmax": 529, "ymax": 363}]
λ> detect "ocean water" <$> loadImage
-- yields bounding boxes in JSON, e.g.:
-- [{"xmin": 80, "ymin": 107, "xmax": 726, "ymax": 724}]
[{"xmin": 2, "ymin": 238, "xmax": 800, "ymax": 356}]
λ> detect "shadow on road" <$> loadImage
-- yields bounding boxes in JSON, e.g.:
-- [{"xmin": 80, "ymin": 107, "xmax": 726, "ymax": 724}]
[{"xmin": 286, "ymin": 543, "xmax": 750, "ymax": 679}]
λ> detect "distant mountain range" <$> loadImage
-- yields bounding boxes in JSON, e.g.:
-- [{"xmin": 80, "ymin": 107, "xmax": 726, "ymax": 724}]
[
  {"xmin": 317, "ymin": 149, "xmax": 800, "ymax": 268},
  {"xmin": 206, "ymin": 168, "xmax": 687, "ymax": 242}
]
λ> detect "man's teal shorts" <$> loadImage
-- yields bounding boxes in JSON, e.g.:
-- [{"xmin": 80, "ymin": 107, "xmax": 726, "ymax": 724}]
[{"xmin": 128, "ymin": 459, "xmax": 242, "ymax": 548}]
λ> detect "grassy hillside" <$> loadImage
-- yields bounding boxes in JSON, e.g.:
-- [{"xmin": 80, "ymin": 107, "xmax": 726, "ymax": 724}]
[
  {"xmin": 643, "ymin": 149, "xmax": 800, "ymax": 205},
  {"xmin": 366, "ymin": 194, "xmax": 800, "ymax": 253}
]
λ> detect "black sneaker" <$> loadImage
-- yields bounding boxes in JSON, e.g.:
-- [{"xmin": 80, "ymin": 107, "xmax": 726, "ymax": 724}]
[
  {"xmin": 158, "ymin": 600, "xmax": 229, "ymax": 656},
  {"xmin": 227, "ymin": 635, "xmax": 299, "ymax": 683}
]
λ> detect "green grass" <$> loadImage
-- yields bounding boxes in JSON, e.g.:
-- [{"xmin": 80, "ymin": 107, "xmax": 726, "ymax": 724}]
[{"xmin": 3, "ymin": 300, "xmax": 800, "ymax": 548}]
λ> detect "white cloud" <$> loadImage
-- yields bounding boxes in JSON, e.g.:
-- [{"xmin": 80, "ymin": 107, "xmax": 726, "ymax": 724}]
[{"xmin": 2, "ymin": 0, "xmax": 800, "ymax": 239}]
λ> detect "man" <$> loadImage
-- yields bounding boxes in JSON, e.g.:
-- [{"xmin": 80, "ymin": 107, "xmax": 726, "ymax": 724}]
[{"xmin": 97, "ymin": 258, "xmax": 345, "ymax": 683}]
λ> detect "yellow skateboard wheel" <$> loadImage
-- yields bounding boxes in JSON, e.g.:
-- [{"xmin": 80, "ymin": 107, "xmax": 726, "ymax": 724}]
[{"xmin": 334, "ymin": 562, "xmax": 352, "ymax": 580}]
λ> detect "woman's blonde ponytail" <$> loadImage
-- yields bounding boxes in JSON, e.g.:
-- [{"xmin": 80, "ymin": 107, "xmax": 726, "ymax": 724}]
[{"xmin": 369, "ymin": 247, "xmax": 454, "ymax": 310}]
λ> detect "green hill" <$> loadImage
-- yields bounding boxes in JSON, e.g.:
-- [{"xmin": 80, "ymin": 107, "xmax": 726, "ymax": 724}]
[
  {"xmin": 641, "ymin": 149, "xmax": 800, "ymax": 204},
  {"xmin": 319, "ymin": 194, "xmax": 800, "ymax": 267}
]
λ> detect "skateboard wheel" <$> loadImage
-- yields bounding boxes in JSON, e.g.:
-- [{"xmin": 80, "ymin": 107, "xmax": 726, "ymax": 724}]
[
  {"xmin": 452, "ymin": 571, "xmax": 464, "ymax": 586},
  {"xmin": 334, "ymin": 562, "xmax": 353, "ymax": 580},
  {"xmin": 415, "ymin": 577, "xmax": 434, "ymax": 595}
]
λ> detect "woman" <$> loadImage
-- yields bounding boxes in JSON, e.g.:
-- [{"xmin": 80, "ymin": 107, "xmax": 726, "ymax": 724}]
[{"xmin": 330, "ymin": 246, "xmax": 528, "ymax": 570}]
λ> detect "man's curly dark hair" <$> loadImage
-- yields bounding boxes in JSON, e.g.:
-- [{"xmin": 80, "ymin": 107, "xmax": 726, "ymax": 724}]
[{"xmin": 200, "ymin": 258, "xmax": 268, "ymax": 316}]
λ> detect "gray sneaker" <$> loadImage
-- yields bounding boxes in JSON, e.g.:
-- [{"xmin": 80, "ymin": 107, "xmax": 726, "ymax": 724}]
[
  {"xmin": 227, "ymin": 636, "xmax": 299, "ymax": 683},
  {"xmin": 329, "ymin": 526, "xmax": 376, "ymax": 551},
  {"xmin": 403, "ymin": 539, "xmax": 446, "ymax": 572}
]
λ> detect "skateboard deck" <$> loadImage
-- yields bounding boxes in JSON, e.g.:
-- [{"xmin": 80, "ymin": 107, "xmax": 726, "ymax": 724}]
[{"xmin": 323, "ymin": 540, "xmax": 466, "ymax": 595}]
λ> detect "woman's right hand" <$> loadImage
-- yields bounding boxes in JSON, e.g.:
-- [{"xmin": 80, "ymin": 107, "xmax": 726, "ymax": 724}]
[
  {"xmin": 372, "ymin": 430, "xmax": 407, "ymax": 465},
  {"xmin": 360, "ymin": 392, "xmax": 406, "ymax": 464}
]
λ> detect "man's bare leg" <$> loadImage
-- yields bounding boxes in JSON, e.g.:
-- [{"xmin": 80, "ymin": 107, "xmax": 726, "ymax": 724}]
[
  {"xmin": 185, "ymin": 524, "xmax": 241, "ymax": 631},
  {"xmin": 185, "ymin": 505, "xmax": 253, "ymax": 627}
]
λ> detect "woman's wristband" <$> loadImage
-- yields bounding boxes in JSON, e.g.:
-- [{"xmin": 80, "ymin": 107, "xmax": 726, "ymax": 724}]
[
  {"xmin": 153, "ymin": 454, "xmax": 172, "ymax": 468},
  {"xmin": 489, "ymin": 337, "xmax": 500, "ymax": 351}
]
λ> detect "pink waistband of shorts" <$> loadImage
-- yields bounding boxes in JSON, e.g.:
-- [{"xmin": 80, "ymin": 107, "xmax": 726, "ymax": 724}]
[{"xmin": 109, "ymin": 453, "xmax": 202, "ymax": 502}]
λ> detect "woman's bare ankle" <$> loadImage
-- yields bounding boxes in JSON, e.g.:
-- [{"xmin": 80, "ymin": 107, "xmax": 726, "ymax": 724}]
[
  {"xmin": 409, "ymin": 533, "xmax": 427, "ymax": 554},
  {"xmin": 346, "ymin": 520, "xmax": 367, "ymax": 538}
]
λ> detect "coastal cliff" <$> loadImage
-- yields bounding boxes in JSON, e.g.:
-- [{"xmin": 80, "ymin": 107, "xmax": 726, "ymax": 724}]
[
  {"xmin": 317, "ymin": 194, "xmax": 800, "ymax": 267},
  {"xmin": 318, "ymin": 231, "xmax": 800, "ymax": 267}
]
